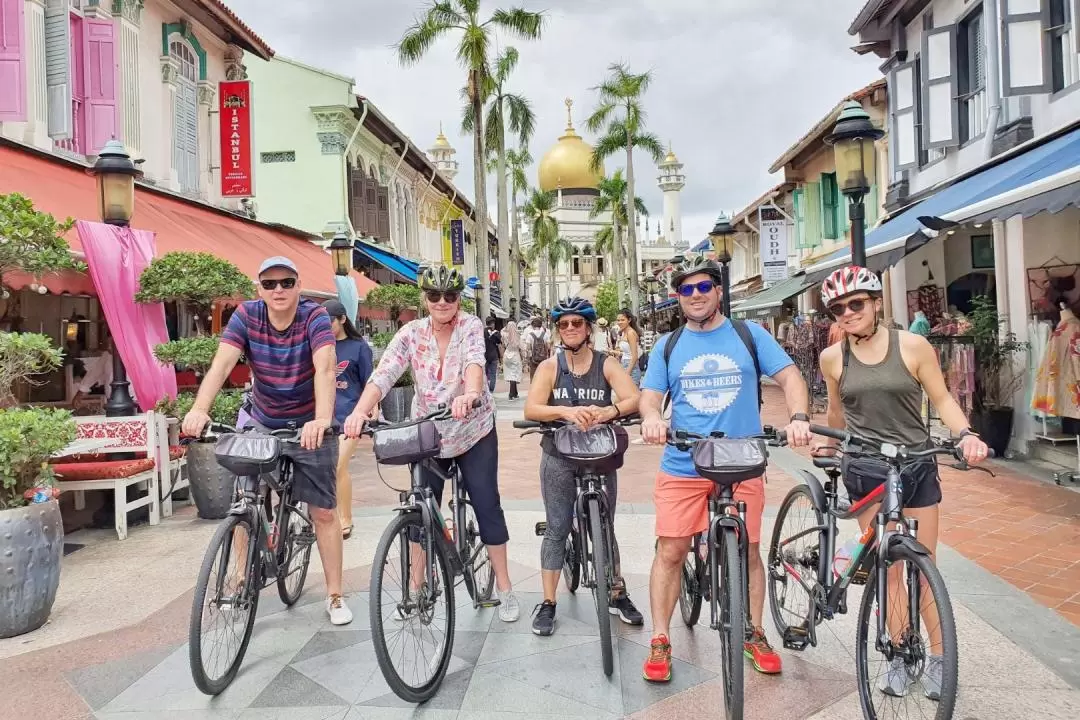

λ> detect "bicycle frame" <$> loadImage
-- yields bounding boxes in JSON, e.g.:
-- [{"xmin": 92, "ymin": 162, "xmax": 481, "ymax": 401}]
[
  {"xmin": 572, "ymin": 470, "xmax": 616, "ymax": 593},
  {"xmin": 705, "ymin": 487, "xmax": 750, "ymax": 634},
  {"xmin": 394, "ymin": 460, "xmax": 465, "ymax": 595}
]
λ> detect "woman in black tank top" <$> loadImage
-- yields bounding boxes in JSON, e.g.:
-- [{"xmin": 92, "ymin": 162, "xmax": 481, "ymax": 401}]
[{"xmin": 523, "ymin": 298, "xmax": 643, "ymax": 637}]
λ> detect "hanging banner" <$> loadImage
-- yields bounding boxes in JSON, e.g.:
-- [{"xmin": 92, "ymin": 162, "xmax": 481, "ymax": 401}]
[
  {"xmin": 759, "ymin": 205, "xmax": 790, "ymax": 282},
  {"xmin": 219, "ymin": 80, "xmax": 253, "ymax": 197},
  {"xmin": 450, "ymin": 219, "xmax": 465, "ymax": 266}
]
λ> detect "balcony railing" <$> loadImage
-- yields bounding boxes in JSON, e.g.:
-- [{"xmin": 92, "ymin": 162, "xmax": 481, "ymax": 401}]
[
  {"xmin": 54, "ymin": 100, "xmax": 82, "ymax": 155},
  {"xmin": 962, "ymin": 87, "xmax": 987, "ymax": 141}
]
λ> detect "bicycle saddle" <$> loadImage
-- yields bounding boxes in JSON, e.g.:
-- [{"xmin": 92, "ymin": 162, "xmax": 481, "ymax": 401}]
[{"xmin": 812, "ymin": 456, "xmax": 841, "ymax": 470}]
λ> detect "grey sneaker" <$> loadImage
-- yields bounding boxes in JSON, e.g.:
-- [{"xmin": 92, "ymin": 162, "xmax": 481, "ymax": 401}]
[
  {"xmin": 498, "ymin": 589, "xmax": 520, "ymax": 622},
  {"xmin": 922, "ymin": 655, "xmax": 943, "ymax": 701},
  {"xmin": 878, "ymin": 656, "xmax": 910, "ymax": 697},
  {"xmin": 531, "ymin": 600, "xmax": 556, "ymax": 636}
]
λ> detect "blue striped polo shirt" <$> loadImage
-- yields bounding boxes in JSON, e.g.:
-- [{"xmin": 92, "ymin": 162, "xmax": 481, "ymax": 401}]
[{"xmin": 221, "ymin": 299, "xmax": 335, "ymax": 429}]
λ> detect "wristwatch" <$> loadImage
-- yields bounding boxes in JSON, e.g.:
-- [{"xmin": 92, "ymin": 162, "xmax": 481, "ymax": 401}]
[
  {"xmin": 957, "ymin": 428, "xmax": 979, "ymax": 440},
  {"xmin": 790, "ymin": 413, "xmax": 810, "ymax": 423}
]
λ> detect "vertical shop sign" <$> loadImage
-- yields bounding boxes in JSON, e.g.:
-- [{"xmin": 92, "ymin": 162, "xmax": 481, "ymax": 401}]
[
  {"xmin": 759, "ymin": 204, "xmax": 790, "ymax": 282},
  {"xmin": 219, "ymin": 80, "xmax": 253, "ymax": 197},
  {"xmin": 450, "ymin": 219, "xmax": 465, "ymax": 266}
]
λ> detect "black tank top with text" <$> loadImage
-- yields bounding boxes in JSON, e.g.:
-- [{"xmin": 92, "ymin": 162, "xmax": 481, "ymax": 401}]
[{"xmin": 542, "ymin": 350, "xmax": 611, "ymax": 456}]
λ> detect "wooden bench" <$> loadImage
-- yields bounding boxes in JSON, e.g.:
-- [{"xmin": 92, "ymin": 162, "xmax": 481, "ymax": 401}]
[{"xmin": 51, "ymin": 412, "xmax": 185, "ymax": 540}]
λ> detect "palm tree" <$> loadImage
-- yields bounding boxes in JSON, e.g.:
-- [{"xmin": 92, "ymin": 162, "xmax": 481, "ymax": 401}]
[
  {"xmin": 464, "ymin": 47, "xmax": 534, "ymax": 315},
  {"xmin": 397, "ymin": 1, "xmax": 545, "ymax": 319},
  {"xmin": 528, "ymin": 235, "xmax": 574, "ymax": 309},
  {"xmin": 506, "ymin": 145, "xmax": 532, "ymax": 314},
  {"xmin": 591, "ymin": 169, "xmax": 648, "ymax": 299},
  {"xmin": 522, "ymin": 187, "xmax": 558, "ymax": 310},
  {"xmin": 587, "ymin": 63, "xmax": 665, "ymax": 315}
]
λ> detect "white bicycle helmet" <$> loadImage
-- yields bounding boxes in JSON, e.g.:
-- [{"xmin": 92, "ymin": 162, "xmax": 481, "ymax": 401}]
[{"xmin": 820, "ymin": 266, "xmax": 882, "ymax": 305}]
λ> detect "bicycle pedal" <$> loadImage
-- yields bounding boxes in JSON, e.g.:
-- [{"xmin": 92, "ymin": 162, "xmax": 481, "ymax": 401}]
[
  {"xmin": 534, "ymin": 521, "xmax": 547, "ymax": 536},
  {"xmin": 782, "ymin": 626, "xmax": 811, "ymax": 651},
  {"xmin": 477, "ymin": 598, "xmax": 502, "ymax": 608},
  {"xmin": 851, "ymin": 567, "xmax": 870, "ymax": 585}
]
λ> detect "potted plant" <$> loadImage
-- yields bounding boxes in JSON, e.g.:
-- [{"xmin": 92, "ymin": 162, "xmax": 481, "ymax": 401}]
[
  {"xmin": 0, "ymin": 332, "xmax": 77, "ymax": 638},
  {"xmin": 137, "ymin": 251, "xmax": 254, "ymax": 519},
  {"xmin": 363, "ymin": 283, "xmax": 421, "ymax": 330},
  {"xmin": 968, "ymin": 295, "xmax": 1029, "ymax": 457},
  {"xmin": 369, "ymin": 331, "xmax": 414, "ymax": 422}
]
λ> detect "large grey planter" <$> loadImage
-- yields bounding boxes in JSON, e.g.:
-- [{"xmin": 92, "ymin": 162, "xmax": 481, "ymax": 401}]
[
  {"xmin": 185, "ymin": 441, "xmax": 235, "ymax": 520},
  {"xmin": 0, "ymin": 500, "xmax": 63, "ymax": 638},
  {"xmin": 380, "ymin": 386, "xmax": 415, "ymax": 424}
]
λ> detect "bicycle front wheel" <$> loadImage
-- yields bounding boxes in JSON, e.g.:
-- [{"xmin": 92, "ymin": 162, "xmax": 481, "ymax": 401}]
[
  {"xmin": 588, "ymin": 497, "xmax": 614, "ymax": 676},
  {"xmin": 462, "ymin": 501, "xmax": 495, "ymax": 603},
  {"xmin": 767, "ymin": 484, "xmax": 824, "ymax": 645},
  {"xmin": 370, "ymin": 511, "xmax": 456, "ymax": 704},
  {"xmin": 276, "ymin": 500, "xmax": 314, "ymax": 606},
  {"xmin": 717, "ymin": 526, "xmax": 745, "ymax": 720},
  {"xmin": 855, "ymin": 541, "xmax": 958, "ymax": 720},
  {"xmin": 563, "ymin": 533, "xmax": 580, "ymax": 594},
  {"xmin": 189, "ymin": 514, "xmax": 260, "ymax": 695}
]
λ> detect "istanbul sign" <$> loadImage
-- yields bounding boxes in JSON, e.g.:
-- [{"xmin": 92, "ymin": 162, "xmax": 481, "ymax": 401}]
[{"xmin": 219, "ymin": 80, "xmax": 253, "ymax": 197}]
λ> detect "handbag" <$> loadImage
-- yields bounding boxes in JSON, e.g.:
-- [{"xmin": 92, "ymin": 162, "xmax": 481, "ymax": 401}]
[
  {"xmin": 214, "ymin": 432, "xmax": 281, "ymax": 477},
  {"xmin": 691, "ymin": 438, "xmax": 768, "ymax": 486},
  {"xmin": 552, "ymin": 424, "xmax": 629, "ymax": 473},
  {"xmin": 372, "ymin": 420, "xmax": 442, "ymax": 466}
]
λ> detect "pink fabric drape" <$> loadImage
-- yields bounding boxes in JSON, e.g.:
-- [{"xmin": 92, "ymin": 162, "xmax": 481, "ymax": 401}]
[{"xmin": 76, "ymin": 220, "xmax": 177, "ymax": 409}]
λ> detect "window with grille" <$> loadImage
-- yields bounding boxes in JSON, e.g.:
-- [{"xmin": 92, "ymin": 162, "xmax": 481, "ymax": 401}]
[
  {"xmin": 260, "ymin": 151, "xmax": 296, "ymax": 163},
  {"xmin": 1050, "ymin": 0, "xmax": 1078, "ymax": 92},
  {"xmin": 958, "ymin": 5, "xmax": 986, "ymax": 144}
]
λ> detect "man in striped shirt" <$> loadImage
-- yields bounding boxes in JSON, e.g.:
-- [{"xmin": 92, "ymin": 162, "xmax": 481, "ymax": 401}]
[{"xmin": 182, "ymin": 256, "xmax": 352, "ymax": 625}]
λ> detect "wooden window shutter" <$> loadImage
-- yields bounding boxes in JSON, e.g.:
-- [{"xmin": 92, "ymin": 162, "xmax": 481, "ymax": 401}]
[
  {"xmin": 803, "ymin": 181, "xmax": 823, "ymax": 248},
  {"xmin": 890, "ymin": 60, "xmax": 919, "ymax": 169},
  {"xmin": 349, "ymin": 166, "xmax": 365, "ymax": 233},
  {"xmin": 793, "ymin": 188, "xmax": 806, "ymax": 249},
  {"xmin": 364, "ymin": 177, "xmax": 379, "ymax": 239},
  {"xmin": 821, "ymin": 173, "xmax": 839, "ymax": 240},
  {"xmin": 376, "ymin": 185, "xmax": 391, "ymax": 242},
  {"xmin": 922, "ymin": 24, "xmax": 959, "ymax": 148},
  {"xmin": 1002, "ymin": 0, "xmax": 1052, "ymax": 95},
  {"xmin": 0, "ymin": 0, "xmax": 26, "ymax": 122},
  {"xmin": 44, "ymin": 0, "xmax": 72, "ymax": 139},
  {"xmin": 83, "ymin": 18, "xmax": 119, "ymax": 155}
]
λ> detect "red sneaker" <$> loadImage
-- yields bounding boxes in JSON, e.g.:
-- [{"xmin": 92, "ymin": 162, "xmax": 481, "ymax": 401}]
[
  {"xmin": 744, "ymin": 627, "xmax": 782, "ymax": 674},
  {"xmin": 642, "ymin": 634, "xmax": 673, "ymax": 682}
]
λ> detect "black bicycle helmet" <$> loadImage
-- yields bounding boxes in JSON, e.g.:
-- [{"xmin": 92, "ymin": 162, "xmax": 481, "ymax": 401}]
[
  {"xmin": 670, "ymin": 255, "xmax": 723, "ymax": 290},
  {"xmin": 550, "ymin": 296, "xmax": 597, "ymax": 322},
  {"xmin": 418, "ymin": 264, "xmax": 465, "ymax": 293}
]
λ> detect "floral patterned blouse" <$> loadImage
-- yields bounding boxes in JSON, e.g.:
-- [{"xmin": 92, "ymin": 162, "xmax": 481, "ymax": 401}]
[{"xmin": 369, "ymin": 312, "xmax": 495, "ymax": 458}]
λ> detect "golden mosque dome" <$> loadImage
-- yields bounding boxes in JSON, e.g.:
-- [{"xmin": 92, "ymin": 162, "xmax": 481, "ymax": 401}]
[
  {"xmin": 431, "ymin": 123, "xmax": 452, "ymax": 150},
  {"xmin": 538, "ymin": 98, "xmax": 604, "ymax": 193}
]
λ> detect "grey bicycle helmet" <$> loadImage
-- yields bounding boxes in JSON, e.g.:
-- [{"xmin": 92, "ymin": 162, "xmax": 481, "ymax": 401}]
[
  {"xmin": 418, "ymin": 264, "xmax": 465, "ymax": 293},
  {"xmin": 670, "ymin": 255, "xmax": 723, "ymax": 290},
  {"xmin": 551, "ymin": 296, "xmax": 597, "ymax": 322}
]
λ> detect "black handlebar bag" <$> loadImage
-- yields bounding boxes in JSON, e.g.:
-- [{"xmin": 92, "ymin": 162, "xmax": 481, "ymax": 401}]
[
  {"xmin": 372, "ymin": 420, "xmax": 442, "ymax": 466},
  {"xmin": 215, "ymin": 432, "xmax": 281, "ymax": 477},
  {"xmin": 691, "ymin": 438, "xmax": 767, "ymax": 487},
  {"xmin": 553, "ymin": 424, "xmax": 629, "ymax": 474}
]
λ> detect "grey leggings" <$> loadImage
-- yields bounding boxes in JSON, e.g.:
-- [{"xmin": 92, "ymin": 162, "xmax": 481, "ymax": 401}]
[{"xmin": 540, "ymin": 451, "xmax": 624, "ymax": 591}]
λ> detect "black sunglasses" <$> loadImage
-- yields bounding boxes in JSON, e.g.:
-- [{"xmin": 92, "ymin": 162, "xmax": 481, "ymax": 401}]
[
  {"xmin": 425, "ymin": 290, "xmax": 460, "ymax": 304},
  {"xmin": 677, "ymin": 280, "xmax": 717, "ymax": 297},
  {"xmin": 260, "ymin": 277, "xmax": 297, "ymax": 291},
  {"xmin": 557, "ymin": 317, "xmax": 586, "ymax": 330},
  {"xmin": 828, "ymin": 297, "xmax": 871, "ymax": 317}
]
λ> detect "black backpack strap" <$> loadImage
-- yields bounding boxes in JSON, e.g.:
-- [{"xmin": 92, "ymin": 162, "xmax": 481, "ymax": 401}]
[
  {"xmin": 660, "ymin": 326, "xmax": 684, "ymax": 414},
  {"xmin": 731, "ymin": 319, "xmax": 763, "ymax": 409},
  {"xmin": 555, "ymin": 351, "xmax": 578, "ymax": 407}
]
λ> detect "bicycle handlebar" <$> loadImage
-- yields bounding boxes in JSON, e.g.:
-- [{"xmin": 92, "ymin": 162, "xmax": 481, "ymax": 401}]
[
  {"xmin": 187, "ymin": 421, "xmax": 339, "ymax": 444},
  {"xmin": 663, "ymin": 427, "xmax": 781, "ymax": 452},
  {"xmin": 773, "ymin": 423, "xmax": 995, "ymax": 465},
  {"xmin": 363, "ymin": 398, "xmax": 483, "ymax": 435},
  {"xmin": 513, "ymin": 415, "xmax": 642, "ymax": 434}
]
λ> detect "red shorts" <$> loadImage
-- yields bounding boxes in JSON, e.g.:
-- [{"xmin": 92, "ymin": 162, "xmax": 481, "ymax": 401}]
[{"xmin": 654, "ymin": 470, "xmax": 765, "ymax": 543}]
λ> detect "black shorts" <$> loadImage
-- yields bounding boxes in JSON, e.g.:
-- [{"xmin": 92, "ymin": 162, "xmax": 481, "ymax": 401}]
[
  {"xmin": 843, "ymin": 456, "xmax": 942, "ymax": 510},
  {"xmin": 245, "ymin": 420, "xmax": 338, "ymax": 510}
]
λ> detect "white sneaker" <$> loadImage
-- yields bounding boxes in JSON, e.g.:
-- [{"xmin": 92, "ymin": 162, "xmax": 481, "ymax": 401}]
[
  {"xmin": 327, "ymin": 593, "xmax": 353, "ymax": 626},
  {"xmin": 498, "ymin": 589, "xmax": 520, "ymax": 622}
]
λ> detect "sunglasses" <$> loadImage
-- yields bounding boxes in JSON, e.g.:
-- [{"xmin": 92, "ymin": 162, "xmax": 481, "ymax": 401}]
[
  {"xmin": 557, "ymin": 317, "xmax": 586, "ymax": 330},
  {"xmin": 260, "ymin": 277, "xmax": 297, "ymax": 291},
  {"xmin": 828, "ymin": 297, "xmax": 871, "ymax": 317},
  {"xmin": 425, "ymin": 290, "xmax": 459, "ymax": 304},
  {"xmin": 677, "ymin": 280, "xmax": 717, "ymax": 297}
]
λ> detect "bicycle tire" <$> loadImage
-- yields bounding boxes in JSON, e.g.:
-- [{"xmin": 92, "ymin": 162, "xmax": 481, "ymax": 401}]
[
  {"xmin": 189, "ymin": 514, "xmax": 260, "ymax": 696},
  {"xmin": 369, "ymin": 511, "xmax": 456, "ymax": 703},
  {"xmin": 276, "ymin": 500, "xmax": 313, "ymax": 606},
  {"xmin": 463, "ymin": 501, "xmax": 495, "ymax": 603},
  {"xmin": 855, "ymin": 542, "xmax": 958, "ymax": 720},
  {"xmin": 679, "ymin": 538, "xmax": 704, "ymax": 627},
  {"xmin": 718, "ymin": 526, "xmax": 745, "ymax": 720},
  {"xmin": 767, "ymin": 484, "xmax": 824, "ymax": 640},
  {"xmin": 588, "ymin": 497, "xmax": 614, "ymax": 677},
  {"xmin": 563, "ymin": 533, "xmax": 580, "ymax": 594}
]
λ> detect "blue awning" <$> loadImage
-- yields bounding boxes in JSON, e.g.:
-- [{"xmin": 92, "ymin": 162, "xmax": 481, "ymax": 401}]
[
  {"xmin": 353, "ymin": 241, "xmax": 419, "ymax": 283},
  {"xmin": 806, "ymin": 125, "xmax": 1080, "ymax": 276},
  {"xmin": 691, "ymin": 237, "xmax": 711, "ymax": 253},
  {"xmin": 654, "ymin": 297, "xmax": 678, "ymax": 311}
]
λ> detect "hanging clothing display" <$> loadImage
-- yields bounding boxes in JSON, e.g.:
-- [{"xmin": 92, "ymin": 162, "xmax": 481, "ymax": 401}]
[
  {"xmin": 1032, "ymin": 312, "xmax": 1080, "ymax": 420},
  {"xmin": 909, "ymin": 311, "xmax": 931, "ymax": 336},
  {"xmin": 1028, "ymin": 318, "xmax": 1054, "ymax": 420}
]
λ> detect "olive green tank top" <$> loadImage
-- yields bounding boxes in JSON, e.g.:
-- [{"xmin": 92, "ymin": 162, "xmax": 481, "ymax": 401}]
[{"xmin": 839, "ymin": 329, "xmax": 929, "ymax": 448}]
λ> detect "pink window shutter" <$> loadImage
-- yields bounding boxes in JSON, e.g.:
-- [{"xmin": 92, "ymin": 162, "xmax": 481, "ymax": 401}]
[
  {"xmin": 0, "ymin": 0, "xmax": 26, "ymax": 122},
  {"xmin": 82, "ymin": 17, "xmax": 119, "ymax": 155}
]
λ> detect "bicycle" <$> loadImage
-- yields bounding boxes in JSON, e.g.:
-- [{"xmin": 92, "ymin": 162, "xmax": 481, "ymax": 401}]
[
  {"xmin": 365, "ymin": 402, "xmax": 497, "ymax": 704},
  {"xmin": 666, "ymin": 428, "xmax": 777, "ymax": 720},
  {"xmin": 513, "ymin": 416, "xmax": 641, "ymax": 677},
  {"xmin": 188, "ymin": 422, "xmax": 331, "ymax": 695},
  {"xmin": 766, "ymin": 423, "xmax": 992, "ymax": 720}
]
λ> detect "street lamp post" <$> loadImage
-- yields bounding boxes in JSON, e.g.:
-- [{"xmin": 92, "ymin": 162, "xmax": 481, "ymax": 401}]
[
  {"xmin": 328, "ymin": 231, "xmax": 354, "ymax": 277},
  {"xmin": 643, "ymin": 274, "xmax": 659, "ymax": 331},
  {"xmin": 708, "ymin": 213, "xmax": 736, "ymax": 318},
  {"xmin": 825, "ymin": 100, "xmax": 884, "ymax": 268},
  {"xmin": 88, "ymin": 140, "xmax": 142, "ymax": 417}
]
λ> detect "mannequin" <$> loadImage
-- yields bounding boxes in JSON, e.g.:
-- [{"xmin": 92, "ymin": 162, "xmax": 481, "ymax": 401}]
[
  {"xmin": 1032, "ymin": 299, "xmax": 1080, "ymax": 425},
  {"xmin": 909, "ymin": 311, "xmax": 931, "ymax": 336}
]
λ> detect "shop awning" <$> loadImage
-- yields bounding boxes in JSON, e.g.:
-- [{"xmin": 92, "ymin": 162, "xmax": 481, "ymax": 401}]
[
  {"xmin": 354, "ymin": 240, "xmax": 419, "ymax": 283},
  {"xmin": 731, "ymin": 274, "xmax": 813, "ymax": 319},
  {"xmin": 803, "ymin": 124, "xmax": 1080, "ymax": 278},
  {"xmin": 0, "ymin": 142, "xmax": 376, "ymax": 299}
]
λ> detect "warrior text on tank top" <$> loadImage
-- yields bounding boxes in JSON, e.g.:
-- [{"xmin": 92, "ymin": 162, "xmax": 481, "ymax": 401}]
[{"xmin": 542, "ymin": 351, "xmax": 612, "ymax": 455}]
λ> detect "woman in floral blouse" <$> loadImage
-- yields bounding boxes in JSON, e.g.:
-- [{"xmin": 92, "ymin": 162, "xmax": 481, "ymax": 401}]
[{"xmin": 343, "ymin": 265, "xmax": 520, "ymax": 622}]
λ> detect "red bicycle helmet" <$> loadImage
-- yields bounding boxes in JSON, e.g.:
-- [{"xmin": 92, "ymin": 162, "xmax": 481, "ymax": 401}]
[{"xmin": 820, "ymin": 266, "xmax": 882, "ymax": 305}]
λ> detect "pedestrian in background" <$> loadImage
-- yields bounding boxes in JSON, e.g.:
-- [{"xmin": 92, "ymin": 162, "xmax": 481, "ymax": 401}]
[
  {"xmin": 524, "ymin": 316, "xmax": 550, "ymax": 379},
  {"xmin": 484, "ymin": 318, "xmax": 503, "ymax": 392},
  {"xmin": 616, "ymin": 309, "xmax": 643, "ymax": 385},
  {"xmin": 502, "ymin": 318, "xmax": 523, "ymax": 399}
]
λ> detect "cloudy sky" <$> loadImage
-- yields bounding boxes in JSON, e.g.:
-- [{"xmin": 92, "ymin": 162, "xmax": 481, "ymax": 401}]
[{"xmin": 223, "ymin": 0, "xmax": 881, "ymax": 245}]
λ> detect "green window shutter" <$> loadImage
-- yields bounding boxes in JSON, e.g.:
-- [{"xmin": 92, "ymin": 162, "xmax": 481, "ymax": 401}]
[
  {"xmin": 803, "ymin": 181, "xmax": 822, "ymax": 248},
  {"xmin": 821, "ymin": 173, "xmax": 839, "ymax": 239},
  {"xmin": 793, "ymin": 188, "xmax": 805, "ymax": 249},
  {"xmin": 865, "ymin": 184, "xmax": 880, "ymax": 228}
]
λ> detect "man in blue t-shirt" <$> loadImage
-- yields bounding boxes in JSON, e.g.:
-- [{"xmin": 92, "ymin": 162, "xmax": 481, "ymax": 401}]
[
  {"xmin": 182, "ymin": 256, "xmax": 352, "ymax": 626},
  {"xmin": 638, "ymin": 257, "xmax": 812, "ymax": 684}
]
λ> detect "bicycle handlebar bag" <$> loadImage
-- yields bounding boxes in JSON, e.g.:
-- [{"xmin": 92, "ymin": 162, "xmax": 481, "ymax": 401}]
[
  {"xmin": 691, "ymin": 438, "xmax": 767, "ymax": 486},
  {"xmin": 373, "ymin": 420, "xmax": 441, "ymax": 466},
  {"xmin": 553, "ymin": 424, "xmax": 629, "ymax": 473},
  {"xmin": 215, "ymin": 432, "xmax": 281, "ymax": 477}
]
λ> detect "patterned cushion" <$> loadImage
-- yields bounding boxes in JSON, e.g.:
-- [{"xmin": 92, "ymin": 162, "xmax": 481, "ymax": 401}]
[
  {"xmin": 75, "ymin": 420, "xmax": 147, "ymax": 448},
  {"xmin": 51, "ymin": 458, "xmax": 155, "ymax": 481}
]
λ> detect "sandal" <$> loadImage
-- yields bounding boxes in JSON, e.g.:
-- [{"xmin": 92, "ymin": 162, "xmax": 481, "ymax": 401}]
[{"xmin": 342, "ymin": 524, "xmax": 354, "ymax": 540}]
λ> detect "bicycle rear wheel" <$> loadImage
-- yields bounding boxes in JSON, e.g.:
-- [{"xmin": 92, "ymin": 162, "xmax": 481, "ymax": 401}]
[
  {"xmin": 563, "ymin": 533, "xmax": 580, "ymax": 594},
  {"xmin": 462, "ymin": 501, "xmax": 495, "ymax": 603},
  {"xmin": 855, "ymin": 541, "xmax": 958, "ymax": 720},
  {"xmin": 588, "ymin": 497, "xmax": 614, "ymax": 676},
  {"xmin": 679, "ymin": 536, "xmax": 703, "ymax": 627},
  {"xmin": 276, "ymin": 500, "xmax": 314, "ymax": 606},
  {"xmin": 370, "ymin": 511, "xmax": 456, "ymax": 703},
  {"xmin": 189, "ymin": 514, "xmax": 260, "ymax": 695},
  {"xmin": 767, "ymin": 485, "xmax": 824, "ymax": 647},
  {"xmin": 717, "ymin": 526, "xmax": 745, "ymax": 720}
]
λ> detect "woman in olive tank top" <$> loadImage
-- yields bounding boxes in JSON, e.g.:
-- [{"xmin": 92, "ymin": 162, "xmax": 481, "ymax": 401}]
[{"xmin": 815, "ymin": 266, "xmax": 989, "ymax": 696}]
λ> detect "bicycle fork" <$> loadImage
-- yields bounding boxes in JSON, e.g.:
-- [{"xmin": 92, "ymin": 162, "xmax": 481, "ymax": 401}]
[
  {"xmin": 874, "ymin": 513, "xmax": 922, "ymax": 659},
  {"xmin": 707, "ymin": 497, "xmax": 750, "ymax": 637}
]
